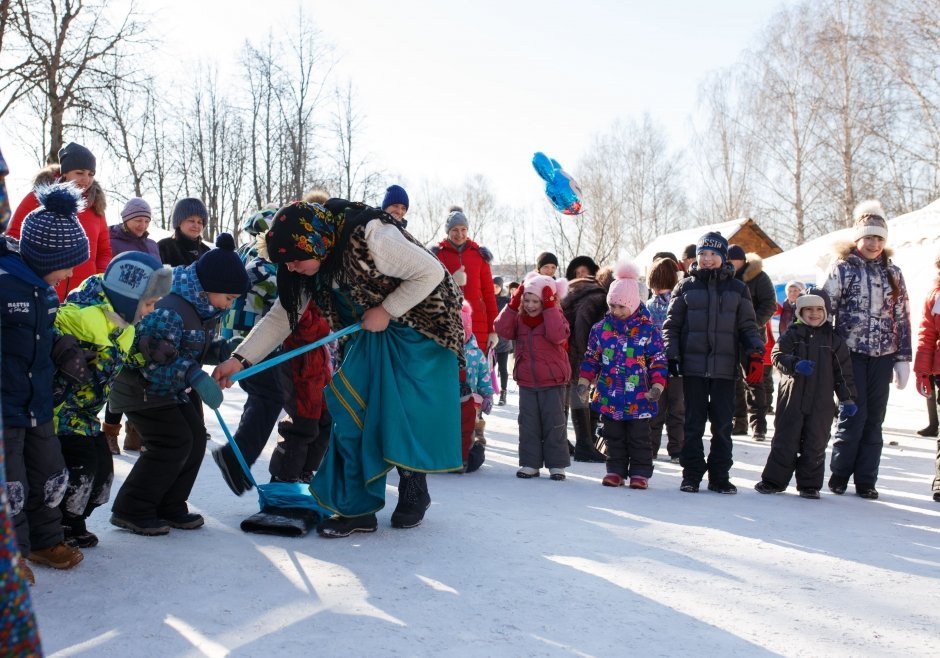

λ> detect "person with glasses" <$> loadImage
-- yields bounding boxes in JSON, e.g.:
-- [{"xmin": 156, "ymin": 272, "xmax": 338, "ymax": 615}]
[
  {"xmin": 158, "ymin": 198, "xmax": 210, "ymax": 267},
  {"xmin": 109, "ymin": 197, "xmax": 160, "ymax": 260}
]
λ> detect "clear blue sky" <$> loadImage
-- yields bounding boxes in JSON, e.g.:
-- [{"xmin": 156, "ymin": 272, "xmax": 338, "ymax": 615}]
[{"xmin": 3, "ymin": 0, "xmax": 789, "ymax": 213}]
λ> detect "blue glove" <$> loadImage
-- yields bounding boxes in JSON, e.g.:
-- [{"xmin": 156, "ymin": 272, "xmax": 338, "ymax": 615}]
[
  {"xmin": 839, "ymin": 401, "xmax": 858, "ymax": 418},
  {"xmin": 795, "ymin": 360, "xmax": 815, "ymax": 376},
  {"xmin": 187, "ymin": 366, "xmax": 224, "ymax": 409},
  {"xmin": 481, "ymin": 394, "xmax": 493, "ymax": 415}
]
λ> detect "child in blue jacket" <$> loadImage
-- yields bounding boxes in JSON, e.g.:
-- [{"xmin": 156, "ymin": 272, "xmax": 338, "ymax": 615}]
[
  {"xmin": 1, "ymin": 183, "xmax": 89, "ymax": 575},
  {"xmin": 578, "ymin": 260, "xmax": 668, "ymax": 489},
  {"xmin": 109, "ymin": 234, "xmax": 249, "ymax": 536}
]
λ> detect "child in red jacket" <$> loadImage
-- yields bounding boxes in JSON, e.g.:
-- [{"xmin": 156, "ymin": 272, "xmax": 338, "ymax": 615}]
[{"xmin": 494, "ymin": 273, "xmax": 571, "ymax": 480}]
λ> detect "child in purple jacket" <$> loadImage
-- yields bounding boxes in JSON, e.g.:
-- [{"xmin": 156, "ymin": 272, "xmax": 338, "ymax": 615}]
[
  {"xmin": 495, "ymin": 273, "xmax": 571, "ymax": 480},
  {"xmin": 578, "ymin": 261, "xmax": 668, "ymax": 489}
]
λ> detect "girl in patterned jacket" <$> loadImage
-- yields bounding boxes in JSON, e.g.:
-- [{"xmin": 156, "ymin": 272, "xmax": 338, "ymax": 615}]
[
  {"xmin": 578, "ymin": 260, "xmax": 668, "ymax": 490},
  {"xmin": 821, "ymin": 200, "xmax": 911, "ymax": 500},
  {"xmin": 54, "ymin": 252, "xmax": 171, "ymax": 548},
  {"xmin": 108, "ymin": 235, "xmax": 249, "ymax": 535},
  {"xmin": 459, "ymin": 301, "xmax": 494, "ymax": 472}
]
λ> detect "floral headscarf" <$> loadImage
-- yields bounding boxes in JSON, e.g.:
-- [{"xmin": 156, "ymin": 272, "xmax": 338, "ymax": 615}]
[{"xmin": 264, "ymin": 201, "xmax": 343, "ymax": 264}]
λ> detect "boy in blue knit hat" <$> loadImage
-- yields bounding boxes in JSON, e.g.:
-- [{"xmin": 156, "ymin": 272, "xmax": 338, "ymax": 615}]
[
  {"xmin": 1, "ymin": 182, "xmax": 89, "ymax": 576},
  {"xmin": 54, "ymin": 252, "xmax": 172, "ymax": 547},
  {"xmin": 663, "ymin": 231, "xmax": 765, "ymax": 495}
]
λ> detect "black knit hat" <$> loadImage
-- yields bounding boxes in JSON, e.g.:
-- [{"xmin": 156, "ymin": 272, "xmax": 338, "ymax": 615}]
[
  {"xmin": 727, "ymin": 244, "xmax": 747, "ymax": 261},
  {"xmin": 194, "ymin": 233, "xmax": 250, "ymax": 295},
  {"xmin": 565, "ymin": 255, "xmax": 600, "ymax": 280},
  {"xmin": 536, "ymin": 251, "xmax": 559, "ymax": 271},
  {"xmin": 58, "ymin": 142, "xmax": 96, "ymax": 175},
  {"xmin": 20, "ymin": 183, "xmax": 89, "ymax": 276}
]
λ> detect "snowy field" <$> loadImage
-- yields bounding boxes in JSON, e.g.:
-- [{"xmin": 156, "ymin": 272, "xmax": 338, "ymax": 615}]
[{"xmin": 29, "ymin": 380, "xmax": 940, "ymax": 658}]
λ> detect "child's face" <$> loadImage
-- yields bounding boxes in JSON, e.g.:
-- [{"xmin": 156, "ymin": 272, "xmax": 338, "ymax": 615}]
[
  {"xmin": 609, "ymin": 302, "xmax": 632, "ymax": 319},
  {"xmin": 207, "ymin": 292, "xmax": 241, "ymax": 310},
  {"xmin": 61, "ymin": 169, "xmax": 94, "ymax": 191},
  {"xmin": 124, "ymin": 216, "xmax": 150, "ymax": 238},
  {"xmin": 285, "ymin": 259, "xmax": 320, "ymax": 276},
  {"xmin": 135, "ymin": 297, "xmax": 160, "ymax": 323},
  {"xmin": 856, "ymin": 235, "xmax": 885, "ymax": 260},
  {"xmin": 800, "ymin": 306, "xmax": 826, "ymax": 327},
  {"xmin": 538, "ymin": 263, "xmax": 557, "ymax": 277},
  {"xmin": 786, "ymin": 285, "xmax": 802, "ymax": 302},
  {"xmin": 43, "ymin": 267, "xmax": 73, "ymax": 287},
  {"xmin": 696, "ymin": 250, "xmax": 722, "ymax": 270},
  {"xmin": 178, "ymin": 215, "xmax": 205, "ymax": 240},
  {"xmin": 522, "ymin": 292, "xmax": 543, "ymax": 316},
  {"xmin": 384, "ymin": 203, "xmax": 407, "ymax": 221}
]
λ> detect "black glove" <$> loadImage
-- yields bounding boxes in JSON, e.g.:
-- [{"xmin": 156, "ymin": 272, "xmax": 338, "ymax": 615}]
[
  {"xmin": 668, "ymin": 359, "xmax": 681, "ymax": 377},
  {"xmin": 52, "ymin": 335, "xmax": 96, "ymax": 386},
  {"xmin": 137, "ymin": 336, "xmax": 178, "ymax": 365}
]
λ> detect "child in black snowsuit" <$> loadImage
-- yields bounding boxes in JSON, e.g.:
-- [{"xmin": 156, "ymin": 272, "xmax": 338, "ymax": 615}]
[
  {"xmin": 755, "ymin": 293, "xmax": 857, "ymax": 499},
  {"xmin": 109, "ymin": 234, "xmax": 249, "ymax": 535}
]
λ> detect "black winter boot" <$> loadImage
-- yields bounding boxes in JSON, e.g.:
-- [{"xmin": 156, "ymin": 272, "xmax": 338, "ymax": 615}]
[
  {"xmin": 317, "ymin": 514, "xmax": 378, "ymax": 538},
  {"xmin": 498, "ymin": 390, "xmax": 507, "ymax": 406},
  {"xmin": 212, "ymin": 445, "xmax": 253, "ymax": 496},
  {"xmin": 391, "ymin": 470, "xmax": 431, "ymax": 528},
  {"xmin": 572, "ymin": 408, "xmax": 605, "ymax": 462}
]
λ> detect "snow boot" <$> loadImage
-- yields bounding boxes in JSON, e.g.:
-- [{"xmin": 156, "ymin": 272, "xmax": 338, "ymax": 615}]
[
  {"xmin": 498, "ymin": 390, "xmax": 507, "ymax": 406},
  {"xmin": 20, "ymin": 562, "xmax": 35, "ymax": 586},
  {"xmin": 731, "ymin": 418, "xmax": 748, "ymax": 436},
  {"xmin": 391, "ymin": 470, "xmax": 431, "ymax": 528},
  {"xmin": 317, "ymin": 514, "xmax": 378, "ymax": 538},
  {"xmin": 629, "ymin": 476, "xmax": 649, "ymax": 490},
  {"xmin": 474, "ymin": 417, "xmax": 486, "ymax": 445},
  {"xmin": 110, "ymin": 513, "xmax": 171, "ymax": 536},
  {"xmin": 679, "ymin": 479, "xmax": 700, "ymax": 493},
  {"xmin": 63, "ymin": 514, "xmax": 99, "ymax": 548},
  {"xmin": 933, "ymin": 491, "xmax": 940, "ymax": 502},
  {"xmin": 102, "ymin": 422, "xmax": 122, "ymax": 456},
  {"xmin": 799, "ymin": 488, "xmax": 821, "ymax": 499},
  {"xmin": 828, "ymin": 474, "xmax": 848, "ymax": 495},
  {"xmin": 602, "ymin": 473, "xmax": 624, "ymax": 487},
  {"xmin": 707, "ymin": 480, "xmax": 738, "ymax": 495},
  {"xmin": 465, "ymin": 441, "xmax": 485, "ymax": 473},
  {"xmin": 754, "ymin": 481, "xmax": 785, "ymax": 494},
  {"xmin": 164, "ymin": 512, "xmax": 205, "ymax": 529},
  {"xmin": 517, "ymin": 467, "xmax": 540, "ymax": 478},
  {"xmin": 123, "ymin": 420, "xmax": 143, "ymax": 452},
  {"xmin": 212, "ymin": 445, "xmax": 253, "ymax": 496},
  {"xmin": 28, "ymin": 542, "xmax": 84, "ymax": 569},
  {"xmin": 572, "ymin": 408, "xmax": 605, "ymax": 462},
  {"xmin": 549, "ymin": 468, "xmax": 566, "ymax": 481},
  {"xmin": 856, "ymin": 485, "xmax": 879, "ymax": 500}
]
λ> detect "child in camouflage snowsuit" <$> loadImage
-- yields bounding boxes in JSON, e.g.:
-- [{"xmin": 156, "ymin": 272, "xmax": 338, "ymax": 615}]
[{"xmin": 54, "ymin": 252, "xmax": 171, "ymax": 547}]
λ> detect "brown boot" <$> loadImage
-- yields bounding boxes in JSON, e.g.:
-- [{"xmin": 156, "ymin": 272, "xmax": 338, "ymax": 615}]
[
  {"xmin": 474, "ymin": 417, "xmax": 486, "ymax": 446},
  {"xmin": 102, "ymin": 422, "xmax": 122, "ymax": 455},
  {"xmin": 19, "ymin": 561, "xmax": 35, "ymax": 586},
  {"xmin": 28, "ymin": 542, "xmax": 84, "ymax": 569},
  {"xmin": 123, "ymin": 420, "xmax": 142, "ymax": 452}
]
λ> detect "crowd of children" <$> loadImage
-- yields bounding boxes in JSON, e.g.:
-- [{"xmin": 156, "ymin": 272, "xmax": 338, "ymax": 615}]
[{"xmin": 2, "ymin": 139, "xmax": 937, "ymax": 628}]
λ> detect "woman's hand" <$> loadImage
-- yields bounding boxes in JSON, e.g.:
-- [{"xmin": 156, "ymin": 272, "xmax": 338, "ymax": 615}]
[
  {"xmin": 212, "ymin": 358, "xmax": 244, "ymax": 389},
  {"xmin": 362, "ymin": 305, "xmax": 392, "ymax": 332}
]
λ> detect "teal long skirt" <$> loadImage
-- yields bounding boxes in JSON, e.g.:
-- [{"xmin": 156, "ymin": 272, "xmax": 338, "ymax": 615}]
[{"xmin": 310, "ymin": 323, "xmax": 462, "ymax": 517}]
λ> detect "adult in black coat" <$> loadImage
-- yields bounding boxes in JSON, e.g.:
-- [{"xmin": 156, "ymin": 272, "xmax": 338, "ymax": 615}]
[{"xmin": 728, "ymin": 246, "xmax": 777, "ymax": 440}]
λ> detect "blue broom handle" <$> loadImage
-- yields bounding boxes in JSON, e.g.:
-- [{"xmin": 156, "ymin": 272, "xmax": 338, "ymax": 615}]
[
  {"xmin": 230, "ymin": 322, "xmax": 362, "ymax": 383},
  {"xmin": 212, "ymin": 407, "xmax": 260, "ymax": 489}
]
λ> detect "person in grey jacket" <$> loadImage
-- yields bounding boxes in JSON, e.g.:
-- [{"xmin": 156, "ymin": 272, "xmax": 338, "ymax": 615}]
[{"xmin": 663, "ymin": 232, "xmax": 765, "ymax": 495}]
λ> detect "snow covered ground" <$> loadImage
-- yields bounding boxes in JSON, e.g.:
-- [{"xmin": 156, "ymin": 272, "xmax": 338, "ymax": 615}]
[{"xmin": 29, "ymin": 381, "xmax": 940, "ymax": 657}]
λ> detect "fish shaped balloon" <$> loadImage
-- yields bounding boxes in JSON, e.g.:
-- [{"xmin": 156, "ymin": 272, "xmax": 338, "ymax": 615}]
[{"xmin": 532, "ymin": 151, "xmax": 583, "ymax": 215}]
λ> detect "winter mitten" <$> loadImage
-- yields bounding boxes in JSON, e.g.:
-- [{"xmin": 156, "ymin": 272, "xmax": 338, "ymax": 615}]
[
  {"xmin": 52, "ymin": 335, "xmax": 95, "ymax": 386},
  {"xmin": 452, "ymin": 266, "xmax": 467, "ymax": 287},
  {"xmin": 481, "ymin": 394, "xmax": 493, "ymax": 415},
  {"xmin": 646, "ymin": 383, "xmax": 664, "ymax": 402},
  {"xmin": 541, "ymin": 284, "xmax": 558, "ymax": 309},
  {"xmin": 187, "ymin": 366, "xmax": 224, "ymax": 409},
  {"xmin": 668, "ymin": 359, "xmax": 681, "ymax": 377},
  {"xmin": 508, "ymin": 283, "xmax": 525, "ymax": 311},
  {"xmin": 137, "ymin": 336, "xmax": 178, "ymax": 365},
  {"xmin": 745, "ymin": 352, "xmax": 764, "ymax": 386},
  {"xmin": 576, "ymin": 377, "xmax": 592, "ymax": 405},
  {"xmin": 839, "ymin": 400, "xmax": 858, "ymax": 418},
  {"xmin": 893, "ymin": 361, "xmax": 910, "ymax": 390},
  {"xmin": 794, "ymin": 360, "xmax": 815, "ymax": 376},
  {"xmin": 916, "ymin": 372, "xmax": 933, "ymax": 398}
]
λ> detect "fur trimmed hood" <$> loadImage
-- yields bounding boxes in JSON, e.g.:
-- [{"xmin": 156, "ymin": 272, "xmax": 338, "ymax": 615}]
[
  {"xmin": 833, "ymin": 240, "xmax": 894, "ymax": 261},
  {"xmin": 737, "ymin": 252, "xmax": 764, "ymax": 283},
  {"xmin": 32, "ymin": 164, "xmax": 106, "ymax": 216}
]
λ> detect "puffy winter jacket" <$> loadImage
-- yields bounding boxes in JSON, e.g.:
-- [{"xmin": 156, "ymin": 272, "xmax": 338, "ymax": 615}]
[
  {"xmin": 158, "ymin": 230, "xmax": 209, "ymax": 267},
  {"xmin": 735, "ymin": 253, "xmax": 777, "ymax": 327},
  {"xmin": 7, "ymin": 185, "xmax": 111, "ymax": 302},
  {"xmin": 561, "ymin": 277, "xmax": 608, "ymax": 377},
  {"xmin": 108, "ymin": 223, "xmax": 160, "ymax": 260},
  {"xmin": 0, "ymin": 239, "xmax": 60, "ymax": 427},
  {"xmin": 579, "ymin": 310, "xmax": 667, "ymax": 421},
  {"xmin": 773, "ymin": 320, "xmax": 856, "ymax": 416},
  {"xmin": 821, "ymin": 243, "xmax": 911, "ymax": 360},
  {"xmin": 663, "ymin": 262, "xmax": 764, "ymax": 380},
  {"xmin": 494, "ymin": 304, "xmax": 571, "ymax": 388},
  {"xmin": 914, "ymin": 279, "xmax": 940, "ymax": 375},
  {"xmin": 433, "ymin": 239, "xmax": 497, "ymax": 349}
]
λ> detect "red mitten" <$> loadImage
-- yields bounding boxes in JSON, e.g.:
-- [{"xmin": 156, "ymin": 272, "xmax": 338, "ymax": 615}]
[
  {"xmin": 541, "ymin": 284, "xmax": 557, "ymax": 309},
  {"xmin": 916, "ymin": 372, "xmax": 932, "ymax": 398},
  {"xmin": 508, "ymin": 283, "xmax": 525, "ymax": 311},
  {"xmin": 745, "ymin": 352, "xmax": 764, "ymax": 386}
]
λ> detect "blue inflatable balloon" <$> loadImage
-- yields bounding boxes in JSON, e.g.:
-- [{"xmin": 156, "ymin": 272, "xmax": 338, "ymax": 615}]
[{"xmin": 532, "ymin": 151, "xmax": 583, "ymax": 215}]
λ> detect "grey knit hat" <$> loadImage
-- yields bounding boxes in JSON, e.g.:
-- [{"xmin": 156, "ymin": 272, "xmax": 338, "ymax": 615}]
[
  {"xmin": 171, "ymin": 197, "xmax": 209, "ymax": 229},
  {"xmin": 445, "ymin": 206, "xmax": 469, "ymax": 232},
  {"xmin": 121, "ymin": 197, "xmax": 152, "ymax": 223}
]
